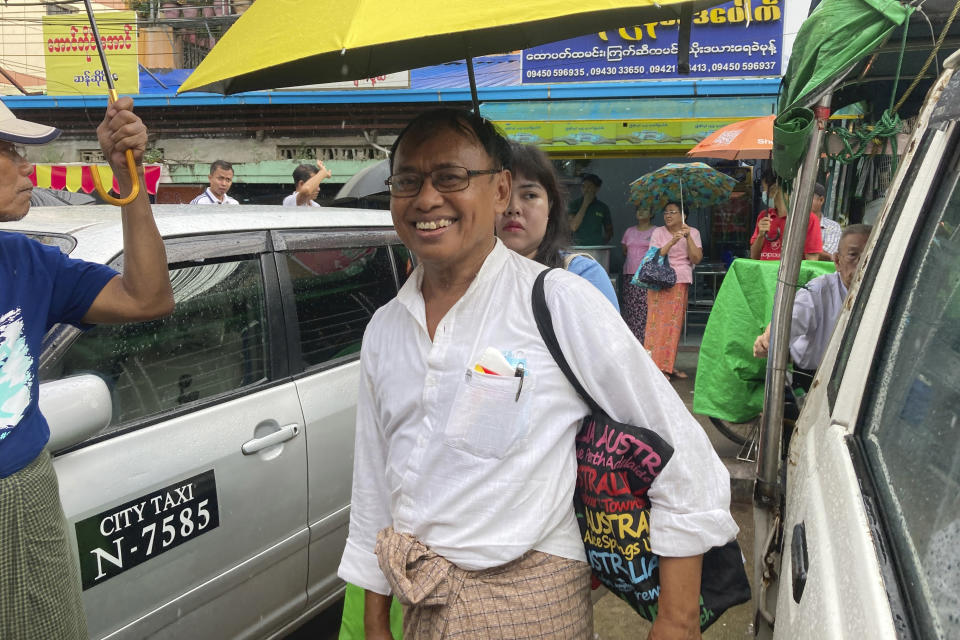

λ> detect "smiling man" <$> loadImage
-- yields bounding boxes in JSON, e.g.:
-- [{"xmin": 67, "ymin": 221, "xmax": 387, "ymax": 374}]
[
  {"xmin": 0, "ymin": 99, "xmax": 173, "ymax": 639},
  {"xmin": 338, "ymin": 109, "xmax": 737, "ymax": 639}
]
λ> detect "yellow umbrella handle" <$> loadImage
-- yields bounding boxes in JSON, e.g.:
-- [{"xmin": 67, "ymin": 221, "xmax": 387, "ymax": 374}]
[{"xmin": 91, "ymin": 89, "xmax": 140, "ymax": 206}]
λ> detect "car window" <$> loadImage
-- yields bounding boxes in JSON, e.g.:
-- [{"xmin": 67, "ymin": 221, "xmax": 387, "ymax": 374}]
[
  {"xmin": 45, "ymin": 257, "xmax": 269, "ymax": 432},
  {"xmin": 22, "ymin": 231, "xmax": 77, "ymax": 254},
  {"xmin": 285, "ymin": 245, "xmax": 398, "ymax": 370},
  {"xmin": 392, "ymin": 244, "xmax": 415, "ymax": 287},
  {"xmin": 828, "ymin": 128, "xmax": 945, "ymax": 408},
  {"xmin": 857, "ymin": 152, "xmax": 960, "ymax": 638}
]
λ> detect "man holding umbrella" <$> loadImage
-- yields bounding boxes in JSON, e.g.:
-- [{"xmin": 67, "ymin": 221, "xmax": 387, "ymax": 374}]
[
  {"xmin": 750, "ymin": 169, "xmax": 823, "ymax": 261},
  {"xmin": 0, "ymin": 98, "xmax": 173, "ymax": 638},
  {"xmin": 338, "ymin": 108, "xmax": 737, "ymax": 639}
]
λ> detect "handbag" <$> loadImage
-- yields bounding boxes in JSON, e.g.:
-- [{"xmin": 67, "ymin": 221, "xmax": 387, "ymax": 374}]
[
  {"xmin": 629, "ymin": 246, "xmax": 659, "ymax": 288},
  {"xmin": 633, "ymin": 249, "xmax": 676, "ymax": 290},
  {"xmin": 532, "ymin": 269, "xmax": 750, "ymax": 631}
]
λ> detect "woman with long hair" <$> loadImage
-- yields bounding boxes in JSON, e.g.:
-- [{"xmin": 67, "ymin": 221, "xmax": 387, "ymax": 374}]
[
  {"xmin": 496, "ymin": 142, "xmax": 618, "ymax": 308},
  {"xmin": 644, "ymin": 201, "xmax": 702, "ymax": 379}
]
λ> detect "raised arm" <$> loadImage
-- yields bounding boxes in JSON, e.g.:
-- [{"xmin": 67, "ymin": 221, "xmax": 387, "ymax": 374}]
[
  {"xmin": 83, "ymin": 97, "xmax": 173, "ymax": 324},
  {"xmin": 750, "ymin": 214, "xmax": 770, "ymax": 260},
  {"xmin": 569, "ymin": 194, "xmax": 592, "ymax": 232},
  {"xmin": 296, "ymin": 160, "xmax": 333, "ymax": 206}
]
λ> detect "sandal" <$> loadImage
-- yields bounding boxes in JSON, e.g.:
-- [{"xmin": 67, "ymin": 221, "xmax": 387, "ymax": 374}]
[{"xmin": 672, "ymin": 370, "xmax": 689, "ymax": 379}]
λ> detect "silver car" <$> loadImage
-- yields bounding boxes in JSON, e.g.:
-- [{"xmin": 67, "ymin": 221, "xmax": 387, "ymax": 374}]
[{"xmin": 7, "ymin": 205, "xmax": 405, "ymax": 639}]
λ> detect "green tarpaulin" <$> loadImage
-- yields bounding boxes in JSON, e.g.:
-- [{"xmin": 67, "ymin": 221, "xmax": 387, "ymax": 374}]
[
  {"xmin": 339, "ymin": 583, "xmax": 403, "ymax": 640},
  {"xmin": 778, "ymin": 0, "xmax": 910, "ymax": 113},
  {"xmin": 693, "ymin": 259, "xmax": 836, "ymax": 423}
]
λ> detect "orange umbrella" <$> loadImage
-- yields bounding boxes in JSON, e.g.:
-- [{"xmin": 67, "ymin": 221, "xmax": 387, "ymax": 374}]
[{"xmin": 687, "ymin": 115, "xmax": 775, "ymax": 160}]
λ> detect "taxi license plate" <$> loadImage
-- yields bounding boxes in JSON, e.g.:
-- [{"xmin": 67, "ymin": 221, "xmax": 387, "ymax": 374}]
[{"xmin": 75, "ymin": 470, "xmax": 220, "ymax": 590}]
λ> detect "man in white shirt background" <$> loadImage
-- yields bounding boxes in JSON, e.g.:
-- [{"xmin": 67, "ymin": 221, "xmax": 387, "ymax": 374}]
[
  {"xmin": 190, "ymin": 159, "xmax": 238, "ymax": 205},
  {"xmin": 338, "ymin": 108, "xmax": 737, "ymax": 639},
  {"xmin": 753, "ymin": 224, "xmax": 872, "ymax": 387},
  {"xmin": 282, "ymin": 160, "xmax": 332, "ymax": 207}
]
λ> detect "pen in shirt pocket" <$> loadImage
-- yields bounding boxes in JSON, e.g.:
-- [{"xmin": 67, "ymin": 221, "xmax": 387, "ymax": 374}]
[{"xmin": 514, "ymin": 362, "xmax": 524, "ymax": 402}]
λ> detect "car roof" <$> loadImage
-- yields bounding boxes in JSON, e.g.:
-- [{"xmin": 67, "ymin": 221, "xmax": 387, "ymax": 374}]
[{"xmin": 3, "ymin": 204, "xmax": 396, "ymax": 264}]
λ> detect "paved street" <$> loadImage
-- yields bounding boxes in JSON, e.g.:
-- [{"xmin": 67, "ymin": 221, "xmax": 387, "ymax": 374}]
[{"xmin": 293, "ymin": 349, "xmax": 757, "ymax": 639}]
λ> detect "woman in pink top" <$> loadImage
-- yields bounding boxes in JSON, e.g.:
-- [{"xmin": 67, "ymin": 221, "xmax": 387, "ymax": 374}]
[
  {"xmin": 621, "ymin": 206, "xmax": 656, "ymax": 343},
  {"xmin": 645, "ymin": 201, "xmax": 702, "ymax": 379}
]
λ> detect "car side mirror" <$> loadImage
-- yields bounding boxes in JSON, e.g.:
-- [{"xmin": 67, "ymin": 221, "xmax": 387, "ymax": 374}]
[{"xmin": 39, "ymin": 374, "xmax": 113, "ymax": 452}]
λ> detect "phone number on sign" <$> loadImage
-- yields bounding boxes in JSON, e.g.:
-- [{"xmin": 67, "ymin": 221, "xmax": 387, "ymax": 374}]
[
  {"xmin": 525, "ymin": 68, "xmax": 586, "ymax": 78},
  {"xmin": 525, "ymin": 58, "xmax": 778, "ymax": 80},
  {"xmin": 711, "ymin": 61, "xmax": 777, "ymax": 72}
]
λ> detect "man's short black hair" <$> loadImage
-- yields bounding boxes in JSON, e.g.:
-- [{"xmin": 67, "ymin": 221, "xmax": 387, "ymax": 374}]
[
  {"xmin": 293, "ymin": 163, "xmax": 317, "ymax": 185},
  {"xmin": 389, "ymin": 108, "xmax": 510, "ymax": 173},
  {"xmin": 813, "ymin": 183, "xmax": 826, "ymax": 198},
  {"xmin": 759, "ymin": 168, "xmax": 777, "ymax": 186},
  {"xmin": 209, "ymin": 159, "xmax": 233, "ymax": 175},
  {"xmin": 582, "ymin": 173, "xmax": 602, "ymax": 188}
]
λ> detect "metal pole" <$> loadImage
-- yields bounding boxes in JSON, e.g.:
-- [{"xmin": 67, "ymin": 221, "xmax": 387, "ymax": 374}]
[
  {"xmin": 751, "ymin": 94, "xmax": 831, "ymax": 639},
  {"xmin": 466, "ymin": 55, "xmax": 480, "ymax": 114},
  {"xmin": 755, "ymin": 94, "xmax": 832, "ymax": 506}
]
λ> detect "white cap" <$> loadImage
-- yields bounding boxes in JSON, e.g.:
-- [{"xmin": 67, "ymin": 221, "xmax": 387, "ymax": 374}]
[{"xmin": 0, "ymin": 99, "xmax": 61, "ymax": 145}]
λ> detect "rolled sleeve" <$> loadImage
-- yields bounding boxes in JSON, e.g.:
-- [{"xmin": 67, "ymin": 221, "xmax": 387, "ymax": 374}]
[
  {"xmin": 339, "ymin": 538, "xmax": 391, "ymax": 595},
  {"xmin": 337, "ymin": 339, "xmax": 394, "ymax": 595},
  {"xmin": 546, "ymin": 272, "xmax": 738, "ymax": 557}
]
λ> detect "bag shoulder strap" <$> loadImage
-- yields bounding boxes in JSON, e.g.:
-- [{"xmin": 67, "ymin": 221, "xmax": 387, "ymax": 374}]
[
  {"xmin": 562, "ymin": 252, "xmax": 595, "ymax": 270},
  {"xmin": 532, "ymin": 269, "xmax": 601, "ymax": 413}
]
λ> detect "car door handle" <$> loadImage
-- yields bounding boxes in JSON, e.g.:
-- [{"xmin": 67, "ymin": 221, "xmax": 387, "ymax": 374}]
[
  {"xmin": 791, "ymin": 522, "xmax": 808, "ymax": 603},
  {"xmin": 242, "ymin": 423, "xmax": 300, "ymax": 455}
]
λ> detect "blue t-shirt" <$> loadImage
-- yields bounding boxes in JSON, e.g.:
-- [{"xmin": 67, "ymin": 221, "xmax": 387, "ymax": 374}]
[
  {"xmin": 565, "ymin": 254, "xmax": 620, "ymax": 311},
  {"xmin": 0, "ymin": 231, "xmax": 117, "ymax": 478}
]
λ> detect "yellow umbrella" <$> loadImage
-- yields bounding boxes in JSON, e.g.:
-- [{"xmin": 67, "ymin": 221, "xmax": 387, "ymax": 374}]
[{"xmin": 180, "ymin": 0, "xmax": 711, "ymax": 109}]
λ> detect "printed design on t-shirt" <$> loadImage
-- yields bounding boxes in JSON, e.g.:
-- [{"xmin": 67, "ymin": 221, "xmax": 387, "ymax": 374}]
[
  {"xmin": 0, "ymin": 308, "xmax": 32, "ymax": 440},
  {"xmin": 761, "ymin": 234, "xmax": 782, "ymax": 260}
]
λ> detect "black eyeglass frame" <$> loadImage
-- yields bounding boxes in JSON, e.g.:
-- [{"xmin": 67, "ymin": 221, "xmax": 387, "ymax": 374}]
[{"xmin": 384, "ymin": 166, "xmax": 502, "ymax": 198}]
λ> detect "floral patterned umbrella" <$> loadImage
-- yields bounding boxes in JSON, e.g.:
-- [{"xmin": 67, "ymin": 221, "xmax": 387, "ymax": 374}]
[{"xmin": 629, "ymin": 162, "xmax": 738, "ymax": 213}]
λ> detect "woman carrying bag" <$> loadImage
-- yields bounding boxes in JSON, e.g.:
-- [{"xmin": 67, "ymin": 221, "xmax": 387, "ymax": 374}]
[
  {"xmin": 645, "ymin": 201, "xmax": 702, "ymax": 379},
  {"xmin": 621, "ymin": 196, "xmax": 657, "ymax": 343}
]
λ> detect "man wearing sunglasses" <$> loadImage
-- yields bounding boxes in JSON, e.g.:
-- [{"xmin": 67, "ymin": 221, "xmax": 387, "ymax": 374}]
[
  {"xmin": 338, "ymin": 108, "xmax": 737, "ymax": 639},
  {"xmin": 0, "ymin": 99, "xmax": 173, "ymax": 639}
]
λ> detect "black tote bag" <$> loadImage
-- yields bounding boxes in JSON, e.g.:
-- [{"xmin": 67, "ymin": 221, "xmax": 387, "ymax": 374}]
[{"xmin": 532, "ymin": 269, "xmax": 750, "ymax": 630}]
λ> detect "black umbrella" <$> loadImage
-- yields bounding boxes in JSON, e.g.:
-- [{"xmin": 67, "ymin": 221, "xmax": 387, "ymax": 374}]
[{"xmin": 335, "ymin": 160, "xmax": 391, "ymax": 201}]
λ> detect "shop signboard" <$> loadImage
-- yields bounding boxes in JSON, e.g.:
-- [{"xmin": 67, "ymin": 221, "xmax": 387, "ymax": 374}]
[
  {"xmin": 496, "ymin": 118, "xmax": 747, "ymax": 153},
  {"xmin": 522, "ymin": 0, "xmax": 782, "ymax": 84},
  {"xmin": 43, "ymin": 11, "xmax": 139, "ymax": 96}
]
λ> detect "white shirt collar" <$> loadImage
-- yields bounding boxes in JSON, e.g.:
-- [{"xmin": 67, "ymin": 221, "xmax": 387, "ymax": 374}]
[
  {"xmin": 396, "ymin": 236, "xmax": 508, "ymax": 318},
  {"xmin": 206, "ymin": 187, "xmax": 228, "ymax": 204}
]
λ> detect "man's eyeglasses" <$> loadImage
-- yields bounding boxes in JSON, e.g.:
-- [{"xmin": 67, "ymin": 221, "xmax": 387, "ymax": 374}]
[{"xmin": 385, "ymin": 166, "xmax": 501, "ymax": 198}]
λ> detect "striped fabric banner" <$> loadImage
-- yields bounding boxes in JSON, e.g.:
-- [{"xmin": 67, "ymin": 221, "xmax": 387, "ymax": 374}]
[{"xmin": 29, "ymin": 164, "xmax": 163, "ymax": 196}]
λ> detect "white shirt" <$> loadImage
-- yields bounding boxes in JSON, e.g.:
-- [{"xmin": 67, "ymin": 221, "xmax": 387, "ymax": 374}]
[
  {"xmin": 820, "ymin": 217, "xmax": 842, "ymax": 254},
  {"xmin": 338, "ymin": 240, "xmax": 738, "ymax": 595},
  {"xmin": 790, "ymin": 271, "xmax": 848, "ymax": 370},
  {"xmin": 282, "ymin": 192, "xmax": 321, "ymax": 207},
  {"xmin": 190, "ymin": 187, "xmax": 238, "ymax": 205}
]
